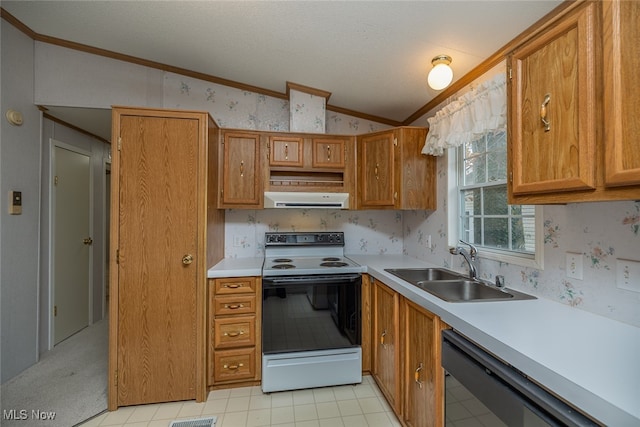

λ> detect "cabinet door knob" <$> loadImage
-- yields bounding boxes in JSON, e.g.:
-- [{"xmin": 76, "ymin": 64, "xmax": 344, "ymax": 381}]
[
  {"xmin": 540, "ymin": 93, "xmax": 551, "ymax": 132},
  {"xmin": 380, "ymin": 329, "xmax": 387, "ymax": 348},
  {"xmin": 182, "ymin": 254, "xmax": 193, "ymax": 265},
  {"xmin": 83, "ymin": 237, "xmax": 93, "ymax": 245}
]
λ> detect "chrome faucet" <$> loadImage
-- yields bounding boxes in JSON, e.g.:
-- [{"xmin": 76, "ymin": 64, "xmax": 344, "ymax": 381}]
[{"xmin": 449, "ymin": 240, "xmax": 478, "ymax": 280}]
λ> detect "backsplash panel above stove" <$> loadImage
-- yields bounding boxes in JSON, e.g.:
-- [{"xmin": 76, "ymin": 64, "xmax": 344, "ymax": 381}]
[{"xmin": 225, "ymin": 209, "xmax": 403, "ymax": 258}]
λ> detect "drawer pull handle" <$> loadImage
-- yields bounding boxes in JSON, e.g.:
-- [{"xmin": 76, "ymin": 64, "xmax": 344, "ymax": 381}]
[
  {"xmin": 224, "ymin": 283, "xmax": 243, "ymax": 289},
  {"xmin": 326, "ymin": 145, "xmax": 331, "ymax": 161},
  {"xmin": 374, "ymin": 163, "xmax": 379, "ymax": 180},
  {"xmin": 225, "ymin": 304, "xmax": 244, "ymax": 309},
  {"xmin": 285, "ymin": 144, "xmax": 289, "ymax": 160},
  {"xmin": 240, "ymin": 160, "xmax": 244, "ymax": 177},
  {"xmin": 223, "ymin": 363, "xmax": 244, "ymax": 370},
  {"xmin": 224, "ymin": 331, "xmax": 244, "ymax": 337},
  {"xmin": 414, "ymin": 363, "xmax": 424, "ymax": 389}
]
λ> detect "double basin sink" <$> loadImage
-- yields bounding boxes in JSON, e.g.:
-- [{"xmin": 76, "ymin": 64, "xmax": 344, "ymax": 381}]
[{"xmin": 384, "ymin": 268, "xmax": 535, "ymax": 303}]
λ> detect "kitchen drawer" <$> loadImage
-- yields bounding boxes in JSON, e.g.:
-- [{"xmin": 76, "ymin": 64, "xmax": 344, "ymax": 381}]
[
  {"xmin": 214, "ymin": 316, "xmax": 256, "ymax": 349},
  {"xmin": 214, "ymin": 295, "xmax": 256, "ymax": 316},
  {"xmin": 214, "ymin": 277, "xmax": 256, "ymax": 295},
  {"xmin": 213, "ymin": 348, "xmax": 256, "ymax": 382}
]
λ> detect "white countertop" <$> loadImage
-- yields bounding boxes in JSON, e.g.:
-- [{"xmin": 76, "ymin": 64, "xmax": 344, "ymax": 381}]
[
  {"xmin": 208, "ymin": 254, "xmax": 640, "ymax": 426},
  {"xmin": 207, "ymin": 257, "xmax": 263, "ymax": 278}
]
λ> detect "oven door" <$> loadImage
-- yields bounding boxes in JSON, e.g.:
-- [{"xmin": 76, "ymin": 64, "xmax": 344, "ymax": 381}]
[{"xmin": 262, "ymin": 273, "xmax": 361, "ymax": 355}]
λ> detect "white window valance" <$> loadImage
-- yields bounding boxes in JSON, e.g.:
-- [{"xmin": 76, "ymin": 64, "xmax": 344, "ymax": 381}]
[{"xmin": 421, "ymin": 72, "xmax": 507, "ymax": 156}]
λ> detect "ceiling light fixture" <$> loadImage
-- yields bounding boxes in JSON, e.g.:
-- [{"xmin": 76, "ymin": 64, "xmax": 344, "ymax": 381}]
[{"xmin": 427, "ymin": 55, "xmax": 453, "ymax": 91}]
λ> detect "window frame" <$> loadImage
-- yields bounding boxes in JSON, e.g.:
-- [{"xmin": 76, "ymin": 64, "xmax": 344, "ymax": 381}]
[{"xmin": 447, "ymin": 145, "xmax": 544, "ymax": 270}]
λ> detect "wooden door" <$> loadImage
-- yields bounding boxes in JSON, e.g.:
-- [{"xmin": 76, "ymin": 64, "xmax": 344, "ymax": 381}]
[
  {"xmin": 372, "ymin": 280, "xmax": 400, "ymax": 413},
  {"xmin": 603, "ymin": 0, "xmax": 640, "ymax": 187},
  {"xmin": 53, "ymin": 144, "xmax": 91, "ymax": 344},
  {"xmin": 221, "ymin": 132, "xmax": 261, "ymax": 207},
  {"xmin": 358, "ymin": 132, "xmax": 395, "ymax": 208},
  {"xmin": 402, "ymin": 299, "xmax": 444, "ymax": 427},
  {"xmin": 509, "ymin": 2, "xmax": 597, "ymax": 196},
  {"xmin": 312, "ymin": 138, "xmax": 345, "ymax": 168},
  {"xmin": 115, "ymin": 114, "xmax": 198, "ymax": 406}
]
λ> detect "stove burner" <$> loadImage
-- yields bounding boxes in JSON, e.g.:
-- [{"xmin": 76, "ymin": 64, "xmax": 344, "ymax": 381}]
[
  {"xmin": 322, "ymin": 257, "xmax": 341, "ymax": 262},
  {"xmin": 320, "ymin": 261, "xmax": 348, "ymax": 268},
  {"xmin": 272, "ymin": 264, "xmax": 295, "ymax": 269},
  {"xmin": 272, "ymin": 258, "xmax": 293, "ymax": 263}
]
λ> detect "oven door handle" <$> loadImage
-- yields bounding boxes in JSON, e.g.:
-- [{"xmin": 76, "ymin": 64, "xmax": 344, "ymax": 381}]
[{"xmin": 263, "ymin": 274, "xmax": 362, "ymax": 287}]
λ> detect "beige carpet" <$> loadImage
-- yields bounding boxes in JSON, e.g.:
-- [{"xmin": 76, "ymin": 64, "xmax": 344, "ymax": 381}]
[{"xmin": 1, "ymin": 318, "xmax": 108, "ymax": 427}]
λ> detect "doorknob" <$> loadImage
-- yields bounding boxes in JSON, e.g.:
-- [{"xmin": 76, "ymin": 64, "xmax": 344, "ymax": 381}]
[
  {"xmin": 83, "ymin": 237, "xmax": 93, "ymax": 245},
  {"xmin": 182, "ymin": 254, "xmax": 194, "ymax": 265}
]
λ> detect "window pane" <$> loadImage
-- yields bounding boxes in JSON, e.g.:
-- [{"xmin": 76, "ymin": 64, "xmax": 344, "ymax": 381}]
[
  {"xmin": 461, "ymin": 189, "xmax": 482, "ymax": 216},
  {"xmin": 473, "ymin": 217, "xmax": 482, "ymax": 245},
  {"xmin": 516, "ymin": 216, "xmax": 537, "ymax": 253},
  {"xmin": 487, "ymin": 131, "xmax": 507, "ymax": 182},
  {"xmin": 484, "ymin": 186, "xmax": 508, "ymax": 215},
  {"xmin": 464, "ymin": 154, "xmax": 486, "ymax": 186},
  {"xmin": 484, "ymin": 218, "xmax": 508, "ymax": 249}
]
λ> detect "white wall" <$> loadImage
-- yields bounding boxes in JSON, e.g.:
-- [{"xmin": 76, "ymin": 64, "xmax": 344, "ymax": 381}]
[{"xmin": 1, "ymin": 22, "xmax": 42, "ymax": 382}]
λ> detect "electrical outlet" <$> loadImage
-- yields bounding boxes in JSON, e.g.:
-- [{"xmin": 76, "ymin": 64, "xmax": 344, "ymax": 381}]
[
  {"xmin": 616, "ymin": 259, "xmax": 640, "ymax": 292},
  {"xmin": 233, "ymin": 235, "xmax": 243, "ymax": 247},
  {"xmin": 566, "ymin": 252, "xmax": 583, "ymax": 280},
  {"xmin": 426, "ymin": 234, "xmax": 432, "ymax": 249}
]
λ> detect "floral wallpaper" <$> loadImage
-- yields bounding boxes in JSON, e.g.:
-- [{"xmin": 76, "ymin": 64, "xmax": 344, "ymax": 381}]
[
  {"xmin": 224, "ymin": 209, "xmax": 403, "ymax": 258},
  {"xmin": 163, "ymin": 70, "xmax": 639, "ymax": 328},
  {"xmin": 163, "ymin": 72, "xmax": 387, "ymax": 134}
]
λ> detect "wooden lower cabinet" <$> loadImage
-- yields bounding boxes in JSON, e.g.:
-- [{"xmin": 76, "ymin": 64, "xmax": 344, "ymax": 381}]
[
  {"xmin": 372, "ymin": 279, "xmax": 445, "ymax": 427},
  {"xmin": 402, "ymin": 299, "xmax": 445, "ymax": 427},
  {"xmin": 208, "ymin": 277, "xmax": 261, "ymax": 387},
  {"xmin": 372, "ymin": 279, "xmax": 401, "ymax": 413}
]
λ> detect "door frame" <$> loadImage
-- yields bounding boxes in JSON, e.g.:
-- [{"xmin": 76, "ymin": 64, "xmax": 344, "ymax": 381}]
[{"xmin": 48, "ymin": 139, "xmax": 94, "ymax": 346}]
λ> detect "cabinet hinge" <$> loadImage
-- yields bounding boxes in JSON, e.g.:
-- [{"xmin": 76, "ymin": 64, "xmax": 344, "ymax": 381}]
[
  {"xmin": 114, "ymin": 370, "xmax": 118, "ymax": 386},
  {"xmin": 509, "ymin": 172, "xmax": 513, "ymax": 183},
  {"xmin": 54, "ymin": 305, "xmax": 57, "ymax": 317},
  {"xmin": 393, "ymin": 138, "xmax": 398, "ymax": 147},
  {"xmin": 117, "ymin": 137, "xmax": 122, "ymax": 151},
  {"xmin": 116, "ymin": 249, "xmax": 120, "ymax": 264},
  {"xmin": 54, "ymin": 175, "xmax": 59, "ymax": 186}
]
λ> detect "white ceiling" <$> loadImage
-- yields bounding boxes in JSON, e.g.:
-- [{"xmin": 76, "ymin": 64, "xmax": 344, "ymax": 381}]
[{"xmin": 3, "ymin": 0, "xmax": 563, "ymax": 140}]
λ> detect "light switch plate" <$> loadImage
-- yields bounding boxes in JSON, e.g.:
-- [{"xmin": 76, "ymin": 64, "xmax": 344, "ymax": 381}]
[
  {"xmin": 566, "ymin": 252, "xmax": 583, "ymax": 280},
  {"xmin": 616, "ymin": 259, "xmax": 640, "ymax": 292}
]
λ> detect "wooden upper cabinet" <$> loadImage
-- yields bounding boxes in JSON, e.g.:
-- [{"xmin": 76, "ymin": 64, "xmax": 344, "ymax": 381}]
[
  {"xmin": 358, "ymin": 127, "xmax": 435, "ymax": 210},
  {"xmin": 603, "ymin": 0, "xmax": 640, "ymax": 187},
  {"xmin": 219, "ymin": 131, "xmax": 262, "ymax": 208},
  {"xmin": 358, "ymin": 131, "xmax": 396, "ymax": 208},
  {"xmin": 269, "ymin": 136, "xmax": 303, "ymax": 167},
  {"xmin": 312, "ymin": 138, "xmax": 346, "ymax": 168},
  {"xmin": 508, "ymin": 1, "xmax": 597, "ymax": 197}
]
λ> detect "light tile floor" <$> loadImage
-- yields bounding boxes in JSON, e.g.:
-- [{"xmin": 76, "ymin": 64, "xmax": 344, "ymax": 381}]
[{"xmin": 81, "ymin": 375, "xmax": 401, "ymax": 427}]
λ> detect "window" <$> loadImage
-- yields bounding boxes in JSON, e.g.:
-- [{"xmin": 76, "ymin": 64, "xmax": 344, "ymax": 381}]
[{"xmin": 455, "ymin": 129, "xmax": 541, "ymax": 265}]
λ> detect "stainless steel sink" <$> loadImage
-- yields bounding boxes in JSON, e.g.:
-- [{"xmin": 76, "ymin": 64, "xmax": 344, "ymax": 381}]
[
  {"xmin": 384, "ymin": 268, "xmax": 535, "ymax": 303},
  {"xmin": 385, "ymin": 268, "xmax": 462, "ymax": 282}
]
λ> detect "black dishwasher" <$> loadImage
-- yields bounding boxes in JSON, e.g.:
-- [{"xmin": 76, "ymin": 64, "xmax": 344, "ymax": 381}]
[{"xmin": 442, "ymin": 330, "xmax": 601, "ymax": 427}]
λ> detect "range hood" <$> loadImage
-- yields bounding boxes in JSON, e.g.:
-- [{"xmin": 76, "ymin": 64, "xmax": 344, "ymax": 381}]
[{"xmin": 264, "ymin": 192, "xmax": 349, "ymax": 209}]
